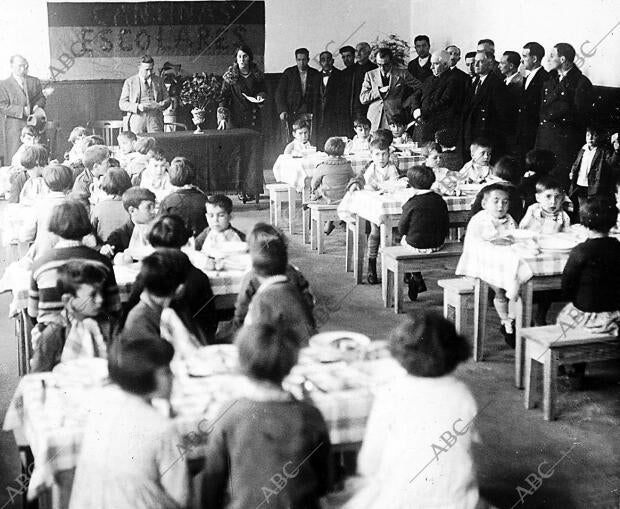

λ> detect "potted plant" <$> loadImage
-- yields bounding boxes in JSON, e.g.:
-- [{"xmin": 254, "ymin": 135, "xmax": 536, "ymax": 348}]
[
  {"xmin": 179, "ymin": 72, "xmax": 224, "ymax": 133},
  {"xmin": 370, "ymin": 34, "xmax": 411, "ymax": 68}
]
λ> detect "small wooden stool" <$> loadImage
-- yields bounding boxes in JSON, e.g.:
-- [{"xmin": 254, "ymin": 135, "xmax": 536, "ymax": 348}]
[
  {"xmin": 522, "ymin": 325, "xmax": 620, "ymax": 420},
  {"xmin": 308, "ymin": 203, "xmax": 340, "ymax": 254},
  {"xmin": 344, "ymin": 219, "xmax": 356, "ymax": 272},
  {"xmin": 381, "ymin": 243, "xmax": 463, "ymax": 313},
  {"xmin": 266, "ymin": 183, "xmax": 296, "ymax": 234},
  {"xmin": 437, "ymin": 278, "xmax": 475, "ymax": 334}
]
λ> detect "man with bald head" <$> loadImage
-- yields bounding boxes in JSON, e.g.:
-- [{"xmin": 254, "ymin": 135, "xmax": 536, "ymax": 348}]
[
  {"xmin": 0, "ymin": 55, "xmax": 46, "ymax": 162},
  {"xmin": 410, "ymin": 50, "xmax": 464, "ymax": 142},
  {"xmin": 350, "ymin": 42, "xmax": 378, "ymax": 120}
]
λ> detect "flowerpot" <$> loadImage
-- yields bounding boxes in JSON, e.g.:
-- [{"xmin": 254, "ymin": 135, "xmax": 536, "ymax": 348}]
[{"xmin": 191, "ymin": 108, "xmax": 206, "ymax": 133}]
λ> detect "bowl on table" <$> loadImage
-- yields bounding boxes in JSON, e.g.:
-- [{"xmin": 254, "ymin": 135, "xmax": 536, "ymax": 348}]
[
  {"xmin": 309, "ymin": 331, "xmax": 371, "ymax": 360},
  {"xmin": 537, "ymin": 234, "xmax": 579, "ymax": 253}
]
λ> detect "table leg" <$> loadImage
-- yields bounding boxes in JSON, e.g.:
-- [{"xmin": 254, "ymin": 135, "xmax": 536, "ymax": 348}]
[
  {"xmin": 287, "ymin": 187, "xmax": 296, "ymax": 235},
  {"xmin": 515, "ymin": 281, "xmax": 534, "ymax": 389},
  {"xmin": 473, "ymin": 278, "xmax": 488, "ymax": 362},
  {"xmin": 380, "ymin": 217, "xmax": 393, "ymax": 248},
  {"xmin": 354, "ymin": 215, "xmax": 367, "ymax": 284},
  {"xmin": 301, "ymin": 186, "xmax": 310, "ymax": 244},
  {"xmin": 543, "ymin": 350, "xmax": 558, "ymax": 421}
]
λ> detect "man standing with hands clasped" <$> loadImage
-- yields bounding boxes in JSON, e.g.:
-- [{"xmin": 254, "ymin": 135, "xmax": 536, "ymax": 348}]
[{"xmin": 119, "ymin": 55, "xmax": 170, "ymax": 134}]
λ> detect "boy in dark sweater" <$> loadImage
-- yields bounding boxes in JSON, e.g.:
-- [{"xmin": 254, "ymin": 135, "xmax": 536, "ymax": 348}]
[{"xmin": 399, "ymin": 166, "xmax": 449, "ymax": 301}]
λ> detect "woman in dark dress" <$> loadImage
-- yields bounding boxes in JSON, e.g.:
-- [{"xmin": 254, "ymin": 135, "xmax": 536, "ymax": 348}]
[{"xmin": 220, "ymin": 45, "xmax": 266, "ymax": 203}]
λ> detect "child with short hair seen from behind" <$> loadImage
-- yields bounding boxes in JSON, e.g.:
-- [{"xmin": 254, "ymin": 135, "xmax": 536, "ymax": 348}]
[
  {"xmin": 69, "ymin": 338, "xmax": 188, "ymax": 509},
  {"xmin": 201, "ymin": 323, "xmax": 331, "ymax": 509},
  {"xmin": 399, "ymin": 166, "xmax": 449, "ymax": 301},
  {"xmin": 195, "ymin": 194, "xmax": 246, "ymax": 253},
  {"xmin": 344, "ymin": 311, "xmax": 479, "ymax": 509},
  {"xmin": 90, "ymin": 167, "xmax": 132, "ymax": 245}
]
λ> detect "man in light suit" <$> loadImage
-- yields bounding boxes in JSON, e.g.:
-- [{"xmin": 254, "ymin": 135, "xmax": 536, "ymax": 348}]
[
  {"xmin": 119, "ymin": 55, "xmax": 170, "ymax": 133},
  {"xmin": 360, "ymin": 48, "xmax": 421, "ymax": 131},
  {"xmin": 0, "ymin": 55, "xmax": 46, "ymax": 163}
]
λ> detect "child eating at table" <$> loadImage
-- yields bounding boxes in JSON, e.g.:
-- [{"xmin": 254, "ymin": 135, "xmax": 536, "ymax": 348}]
[
  {"xmin": 201, "ymin": 323, "xmax": 331, "ymax": 509},
  {"xmin": 122, "ymin": 249, "xmax": 201, "ymax": 356},
  {"xmin": 345, "ymin": 116, "xmax": 371, "ymax": 154},
  {"xmin": 195, "ymin": 194, "xmax": 246, "ymax": 253},
  {"xmin": 399, "ymin": 166, "xmax": 449, "ymax": 301},
  {"xmin": 244, "ymin": 228, "xmax": 317, "ymax": 344},
  {"xmin": 520, "ymin": 177, "xmax": 571, "ymax": 234},
  {"xmin": 284, "ymin": 118, "xmax": 313, "ymax": 155},
  {"xmin": 139, "ymin": 148, "xmax": 173, "ymax": 203},
  {"xmin": 233, "ymin": 223, "xmax": 315, "ymax": 332},
  {"xmin": 458, "ymin": 138, "xmax": 492, "ymax": 184},
  {"xmin": 364, "ymin": 138, "xmax": 400, "ymax": 284},
  {"xmin": 69, "ymin": 338, "xmax": 189, "ymax": 509},
  {"xmin": 556, "ymin": 197, "xmax": 620, "ymax": 387},
  {"xmin": 344, "ymin": 310, "xmax": 479, "ymax": 509},
  {"xmin": 388, "ymin": 111, "xmax": 413, "ymax": 145},
  {"xmin": 464, "ymin": 183, "xmax": 518, "ymax": 345},
  {"xmin": 9, "ymin": 144, "xmax": 48, "ymax": 204},
  {"xmin": 308, "ymin": 137, "xmax": 354, "ymax": 235},
  {"xmin": 102, "ymin": 186, "xmax": 156, "ymax": 258},
  {"xmin": 423, "ymin": 141, "xmax": 459, "ymax": 196},
  {"xmin": 30, "ymin": 260, "xmax": 112, "ymax": 372},
  {"xmin": 90, "ymin": 167, "xmax": 132, "ymax": 245}
]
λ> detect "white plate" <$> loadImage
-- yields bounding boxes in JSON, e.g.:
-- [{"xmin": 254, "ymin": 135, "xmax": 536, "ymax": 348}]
[
  {"xmin": 537, "ymin": 235, "xmax": 578, "ymax": 251},
  {"xmin": 309, "ymin": 331, "xmax": 371, "ymax": 351}
]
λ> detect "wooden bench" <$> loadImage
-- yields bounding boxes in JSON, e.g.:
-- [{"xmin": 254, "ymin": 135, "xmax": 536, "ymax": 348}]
[
  {"xmin": 437, "ymin": 278, "xmax": 474, "ymax": 334},
  {"xmin": 266, "ymin": 183, "xmax": 296, "ymax": 234},
  {"xmin": 522, "ymin": 325, "xmax": 620, "ymax": 420},
  {"xmin": 308, "ymin": 203, "xmax": 340, "ymax": 254},
  {"xmin": 381, "ymin": 242, "xmax": 464, "ymax": 313}
]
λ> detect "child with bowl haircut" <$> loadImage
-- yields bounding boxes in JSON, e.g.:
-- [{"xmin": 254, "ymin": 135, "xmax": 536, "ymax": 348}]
[
  {"xmin": 422, "ymin": 141, "xmax": 459, "ymax": 196},
  {"xmin": 195, "ymin": 194, "xmax": 246, "ymax": 252},
  {"xmin": 90, "ymin": 167, "xmax": 132, "ymax": 244},
  {"xmin": 284, "ymin": 118, "xmax": 313, "ymax": 155},
  {"xmin": 201, "ymin": 323, "xmax": 331, "ymax": 509},
  {"xmin": 345, "ymin": 116, "xmax": 371, "ymax": 154},
  {"xmin": 519, "ymin": 177, "xmax": 571, "ymax": 234},
  {"xmin": 458, "ymin": 138, "xmax": 492, "ymax": 184},
  {"xmin": 139, "ymin": 148, "xmax": 173, "ymax": 202}
]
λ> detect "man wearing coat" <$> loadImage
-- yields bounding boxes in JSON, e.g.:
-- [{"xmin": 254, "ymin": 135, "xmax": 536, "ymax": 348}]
[
  {"xmin": 314, "ymin": 51, "xmax": 346, "ymax": 150},
  {"xmin": 408, "ymin": 35, "xmax": 433, "ymax": 85},
  {"xmin": 350, "ymin": 42, "xmax": 378, "ymax": 121},
  {"xmin": 535, "ymin": 42, "xmax": 592, "ymax": 189},
  {"xmin": 461, "ymin": 50, "xmax": 508, "ymax": 160},
  {"xmin": 0, "ymin": 55, "xmax": 46, "ymax": 163},
  {"xmin": 119, "ymin": 55, "xmax": 170, "ymax": 133},
  {"xmin": 516, "ymin": 42, "xmax": 549, "ymax": 165},
  {"xmin": 411, "ymin": 50, "xmax": 464, "ymax": 143},
  {"xmin": 360, "ymin": 48, "xmax": 420, "ymax": 131},
  {"xmin": 276, "ymin": 48, "xmax": 320, "ymax": 141},
  {"xmin": 500, "ymin": 50, "xmax": 524, "ymax": 158}
]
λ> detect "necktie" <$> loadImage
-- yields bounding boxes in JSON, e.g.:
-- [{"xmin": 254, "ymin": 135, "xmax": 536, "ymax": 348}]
[
  {"xmin": 474, "ymin": 78, "xmax": 481, "ymax": 95},
  {"xmin": 145, "ymin": 80, "xmax": 155, "ymax": 101}
]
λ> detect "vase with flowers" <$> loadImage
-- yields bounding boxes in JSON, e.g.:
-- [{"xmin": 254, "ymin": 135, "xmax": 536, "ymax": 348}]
[
  {"xmin": 370, "ymin": 34, "xmax": 411, "ymax": 68},
  {"xmin": 179, "ymin": 72, "xmax": 224, "ymax": 133}
]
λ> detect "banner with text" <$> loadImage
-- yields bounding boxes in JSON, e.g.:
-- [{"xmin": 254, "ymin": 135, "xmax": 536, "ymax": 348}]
[{"xmin": 47, "ymin": 1, "xmax": 265, "ymax": 81}]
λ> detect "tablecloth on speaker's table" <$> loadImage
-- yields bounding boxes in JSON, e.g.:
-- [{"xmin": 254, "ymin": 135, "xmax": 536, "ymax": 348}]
[{"xmin": 138, "ymin": 129, "xmax": 262, "ymax": 195}]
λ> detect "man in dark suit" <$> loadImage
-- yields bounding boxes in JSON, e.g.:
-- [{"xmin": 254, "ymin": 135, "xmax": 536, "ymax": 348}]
[
  {"xmin": 275, "ymin": 48, "xmax": 320, "ymax": 141},
  {"xmin": 461, "ymin": 50, "xmax": 508, "ymax": 160},
  {"xmin": 477, "ymin": 39, "xmax": 502, "ymax": 77},
  {"xmin": 446, "ymin": 45, "xmax": 469, "ymax": 85},
  {"xmin": 0, "ymin": 55, "xmax": 46, "ymax": 163},
  {"xmin": 535, "ymin": 42, "xmax": 593, "ymax": 189},
  {"xmin": 339, "ymin": 45, "xmax": 356, "ymax": 134},
  {"xmin": 313, "ymin": 51, "xmax": 346, "ymax": 149},
  {"xmin": 351, "ymin": 42, "xmax": 378, "ymax": 121},
  {"xmin": 411, "ymin": 50, "xmax": 465, "ymax": 143},
  {"xmin": 516, "ymin": 42, "xmax": 549, "ymax": 165},
  {"xmin": 408, "ymin": 35, "xmax": 433, "ymax": 85},
  {"xmin": 499, "ymin": 51, "xmax": 524, "ymax": 158}
]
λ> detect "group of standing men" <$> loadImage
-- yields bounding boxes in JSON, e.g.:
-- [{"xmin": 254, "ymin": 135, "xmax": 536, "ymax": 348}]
[{"xmin": 275, "ymin": 36, "xmax": 594, "ymax": 188}]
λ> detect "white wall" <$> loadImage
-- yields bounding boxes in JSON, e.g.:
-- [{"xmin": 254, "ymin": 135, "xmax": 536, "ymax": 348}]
[{"xmin": 409, "ymin": 0, "xmax": 620, "ymax": 87}]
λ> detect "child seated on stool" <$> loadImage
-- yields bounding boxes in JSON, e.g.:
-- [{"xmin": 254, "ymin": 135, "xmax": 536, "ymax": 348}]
[
  {"xmin": 30, "ymin": 261, "xmax": 112, "ymax": 372},
  {"xmin": 201, "ymin": 323, "xmax": 330, "ymax": 509},
  {"xmin": 345, "ymin": 116, "xmax": 371, "ymax": 154},
  {"xmin": 102, "ymin": 187, "xmax": 156, "ymax": 258},
  {"xmin": 195, "ymin": 194, "xmax": 246, "ymax": 253},
  {"xmin": 458, "ymin": 138, "xmax": 492, "ymax": 184},
  {"xmin": 568, "ymin": 125, "xmax": 613, "ymax": 223},
  {"xmin": 69, "ymin": 339, "xmax": 188, "ymax": 509},
  {"xmin": 233, "ymin": 223, "xmax": 315, "ymax": 332},
  {"xmin": 388, "ymin": 111, "xmax": 413, "ymax": 145},
  {"xmin": 464, "ymin": 184, "xmax": 518, "ymax": 346},
  {"xmin": 399, "ymin": 166, "xmax": 449, "ymax": 301},
  {"xmin": 308, "ymin": 137, "xmax": 354, "ymax": 235},
  {"xmin": 90, "ymin": 168, "xmax": 132, "ymax": 245},
  {"xmin": 469, "ymin": 156, "xmax": 524, "ymax": 222},
  {"xmin": 139, "ymin": 148, "xmax": 173, "ymax": 203},
  {"xmin": 122, "ymin": 249, "xmax": 200, "ymax": 356},
  {"xmin": 423, "ymin": 141, "xmax": 459, "ymax": 196},
  {"xmin": 364, "ymin": 138, "xmax": 400, "ymax": 284},
  {"xmin": 10, "ymin": 144, "xmax": 48, "ymax": 204},
  {"xmin": 284, "ymin": 118, "xmax": 313, "ymax": 155},
  {"xmin": 244, "ymin": 228, "xmax": 317, "ymax": 344},
  {"xmin": 344, "ymin": 311, "xmax": 479, "ymax": 509},
  {"xmin": 557, "ymin": 197, "xmax": 620, "ymax": 387}
]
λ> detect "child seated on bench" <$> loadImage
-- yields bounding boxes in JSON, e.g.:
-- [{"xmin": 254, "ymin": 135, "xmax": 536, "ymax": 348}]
[
  {"xmin": 556, "ymin": 196, "xmax": 620, "ymax": 387},
  {"xmin": 399, "ymin": 166, "xmax": 449, "ymax": 301}
]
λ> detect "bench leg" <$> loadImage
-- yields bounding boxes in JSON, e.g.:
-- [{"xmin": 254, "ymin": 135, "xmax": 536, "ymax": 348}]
[
  {"xmin": 543, "ymin": 350, "xmax": 558, "ymax": 421},
  {"xmin": 317, "ymin": 214, "xmax": 325, "ymax": 254},
  {"xmin": 310, "ymin": 213, "xmax": 317, "ymax": 251},
  {"xmin": 394, "ymin": 262, "xmax": 403, "ymax": 314},
  {"xmin": 354, "ymin": 216, "xmax": 366, "ymax": 284},
  {"xmin": 288, "ymin": 187, "xmax": 296, "ymax": 235},
  {"xmin": 345, "ymin": 223, "xmax": 353, "ymax": 272},
  {"xmin": 454, "ymin": 298, "xmax": 464, "ymax": 335},
  {"xmin": 524, "ymin": 350, "xmax": 541, "ymax": 410},
  {"xmin": 473, "ymin": 278, "xmax": 488, "ymax": 361},
  {"xmin": 381, "ymin": 257, "xmax": 389, "ymax": 307}
]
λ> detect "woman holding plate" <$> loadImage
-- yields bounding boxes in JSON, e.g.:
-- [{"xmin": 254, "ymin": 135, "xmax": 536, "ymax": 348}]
[{"xmin": 220, "ymin": 45, "xmax": 267, "ymax": 203}]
